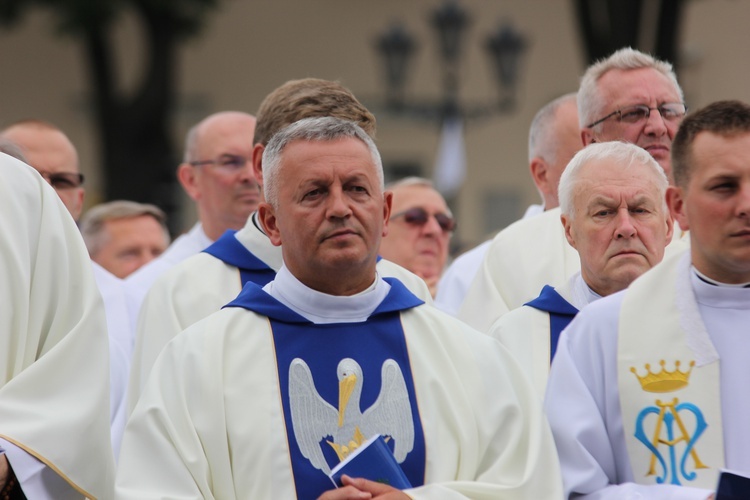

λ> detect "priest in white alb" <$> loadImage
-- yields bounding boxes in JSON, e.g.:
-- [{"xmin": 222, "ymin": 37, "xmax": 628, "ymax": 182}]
[
  {"xmin": 458, "ymin": 48, "xmax": 688, "ymax": 333},
  {"xmin": 116, "ymin": 117, "xmax": 562, "ymax": 499},
  {"xmin": 490, "ymin": 141, "xmax": 674, "ymax": 398},
  {"xmin": 545, "ymin": 100, "xmax": 750, "ymax": 499},
  {"xmin": 126, "ymin": 79, "xmax": 431, "ymax": 408}
]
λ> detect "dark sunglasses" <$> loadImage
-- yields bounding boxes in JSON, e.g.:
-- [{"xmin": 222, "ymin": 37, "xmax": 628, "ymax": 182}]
[{"xmin": 390, "ymin": 207, "xmax": 456, "ymax": 232}]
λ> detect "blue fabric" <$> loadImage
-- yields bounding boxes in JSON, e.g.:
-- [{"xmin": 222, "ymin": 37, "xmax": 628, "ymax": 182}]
[
  {"xmin": 225, "ymin": 278, "xmax": 426, "ymax": 499},
  {"xmin": 201, "ymin": 230, "xmax": 276, "ymax": 287},
  {"xmin": 524, "ymin": 285, "xmax": 579, "ymax": 362},
  {"xmin": 225, "ymin": 277, "xmax": 424, "ymax": 320}
]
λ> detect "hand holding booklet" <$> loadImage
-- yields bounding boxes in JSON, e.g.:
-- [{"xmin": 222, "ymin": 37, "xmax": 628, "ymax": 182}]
[{"xmin": 328, "ymin": 434, "xmax": 412, "ymax": 489}]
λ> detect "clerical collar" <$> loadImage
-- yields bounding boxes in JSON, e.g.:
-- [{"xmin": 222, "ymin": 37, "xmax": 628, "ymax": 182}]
[
  {"xmin": 263, "ymin": 265, "xmax": 390, "ymax": 324},
  {"xmin": 692, "ymin": 266, "xmax": 750, "ymax": 288},
  {"xmin": 569, "ymin": 272, "xmax": 602, "ymax": 310}
]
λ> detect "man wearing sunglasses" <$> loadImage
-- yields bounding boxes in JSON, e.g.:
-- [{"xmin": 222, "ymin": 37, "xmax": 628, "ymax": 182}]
[
  {"xmin": 379, "ymin": 177, "xmax": 454, "ymax": 298},
  {"xmin": 1, "ymin": 120, "xmax": 85, "ymax": 221},
  {"xmin": 459, "ymin": 48, "xmax": 687, "ymax": 333}
]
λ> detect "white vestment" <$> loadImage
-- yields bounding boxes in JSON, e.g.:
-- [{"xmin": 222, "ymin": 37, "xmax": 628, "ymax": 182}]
[
  {"xmin": 436, "ymin": 204, "xmax": 544, "ymax": 317},
  {"xmin": 489, "ymin": 273, "xmax": 598, "ymax": 398},
  {"xmin": 459, "ymin": 207, "xmax": 689, "ymax": 333},
  {"xmin": 91, "ymin": 262, "xmax": 130, "ymax": 460},
  {"xmin": 458, "ymin": 208, "xmax": 579, "ymax": 332},
  {"xmin": 127, "ymin": 213, "xmax": 434, "ymax": 408},
  {"xmin": 544, "ymin": 250, "xmax": 750, "ymax": 499},
  {"xmin": 124, "ymin": 221, "xmax": 211, "ymax": 334},
  {"xmin": 117, "ymin": 273, "xmax": 562, "ymax": 499},
  {"xmin": 0, "ymin": 155, "xmax": 115, "ymax": 498}
]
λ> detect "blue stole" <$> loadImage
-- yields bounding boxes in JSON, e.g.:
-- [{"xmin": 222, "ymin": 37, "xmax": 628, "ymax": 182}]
[
  {"xmin": 202, "ymin": 230, "xmax": 276, "ymax": 287},
  {"xmin": 225, "ymin": 279, "xmax": 427, "ymax": 499},
  {"xmin": 524, "ymin": 285, "xmax": 578, "ymax": 362}
]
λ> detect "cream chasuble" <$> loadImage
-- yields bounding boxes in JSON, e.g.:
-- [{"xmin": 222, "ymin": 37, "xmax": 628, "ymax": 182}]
[
  {"xmin": 0, "ymin": 155, "xmax": 115, "ymax": 498},
  {"xmin": 618, "ymin": 252, "xmax": 724, "ymax": 490}
]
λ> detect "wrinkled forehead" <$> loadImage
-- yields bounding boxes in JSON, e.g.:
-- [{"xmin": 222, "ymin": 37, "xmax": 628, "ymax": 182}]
[
  {"xmin": 597, "ymin": 67, "xmax": 681, "ymax": 108},
  {"xmin": 576, "ymin": 159, "xmax": 664, "ymax": 200},
  {"xmin": 389, "ymin": 184, "xmax": 450, "ymax": 214}
]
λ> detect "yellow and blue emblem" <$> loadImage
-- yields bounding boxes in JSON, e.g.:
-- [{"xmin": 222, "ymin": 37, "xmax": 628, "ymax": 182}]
[{"xmin": 631, "ymin": 360, "xmax": 709, "ymax": 485}]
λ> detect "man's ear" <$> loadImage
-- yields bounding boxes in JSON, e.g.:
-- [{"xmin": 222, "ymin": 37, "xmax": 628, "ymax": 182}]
[
  {"xmin": 177, "ymin": 163, "xmax": 201, "ymax": 201},
  {"xmin": 252, "ymin": 144, "xmax": 265, "ymax": 188},
  {"xmin": 561, "ymin": 213, "xmax": 578, "ymax": 249},
  {"xmin": 581, "ymin": 129, "xmax": 595, "ymax": 146},
  {"xmin": 529, "ymin": 157, "xmax": 549, "ymax": 195},
  {"xmin": 382, "ymin": 191, "xmax": 393, "ymax": 237},
  {"xmin": 258, "ymin": 202, "xmax": 282, "ymax": 246},
  {"xmin": 666, "ymin": 186, "xmax": 688, "ymax": 233}
]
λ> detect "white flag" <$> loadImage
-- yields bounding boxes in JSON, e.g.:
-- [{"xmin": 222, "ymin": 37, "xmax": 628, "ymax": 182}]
[{"xmin": 433, "ymin": 117, "xmax": 466, "ymax": 197}]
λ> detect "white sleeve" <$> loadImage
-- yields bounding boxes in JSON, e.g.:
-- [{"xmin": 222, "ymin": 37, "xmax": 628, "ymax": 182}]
[{"xmin": 544, "ymin": 298, "xmax": 712, "ymax": 500}]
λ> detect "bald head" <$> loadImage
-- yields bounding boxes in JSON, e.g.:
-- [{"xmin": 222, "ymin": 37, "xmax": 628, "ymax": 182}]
[
  {"xmin": 1, "ymin": 120, "xmax": 84, "ymax": 220},
  {"xmin": 177, "ymin": 111, "xmax": 258, "ymax": 241},
  {"xmin": 527, "ymin": 94, "xmax": 582, "ymax": 210}
]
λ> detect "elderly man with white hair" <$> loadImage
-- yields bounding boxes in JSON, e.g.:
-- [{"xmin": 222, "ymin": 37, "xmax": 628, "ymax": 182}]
[
  {"xmin": 489, "ymin": 141, "xmax": 673, "ymax": 398},
  {"xmin": 459, "ymin": 47, "xmax": 687, "ymax": 333}
]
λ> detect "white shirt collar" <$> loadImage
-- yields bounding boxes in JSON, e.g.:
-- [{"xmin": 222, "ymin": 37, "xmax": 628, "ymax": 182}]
[{"xmin": 263, "ymin": 265, "xmax": 391, "ymax": 324}]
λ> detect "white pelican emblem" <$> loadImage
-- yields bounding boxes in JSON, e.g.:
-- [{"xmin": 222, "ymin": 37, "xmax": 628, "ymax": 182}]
[{"xmin": 288, "ymin": 357, "xmax": 414, "ymax": 474}]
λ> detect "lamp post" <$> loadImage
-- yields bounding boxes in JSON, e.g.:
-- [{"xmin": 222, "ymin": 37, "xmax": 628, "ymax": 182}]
[{"xmin": 374, "ymin": 1, "xmax": 528, "ymax": 123}]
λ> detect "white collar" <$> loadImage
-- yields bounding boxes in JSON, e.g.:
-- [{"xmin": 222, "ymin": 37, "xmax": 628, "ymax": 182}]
[
  {"xmin": 568, "ymin": 272, "xmax": 602, "ymax": 310},
  {"xmin": 263, "ymin": 265, "xmax": 391, "ymax": 324}
]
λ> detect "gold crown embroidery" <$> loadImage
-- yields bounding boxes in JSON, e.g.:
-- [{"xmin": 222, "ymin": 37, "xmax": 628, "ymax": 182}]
[{"xmin": 631, "ymin": 360, "xmax": 695, "ymax": 393}]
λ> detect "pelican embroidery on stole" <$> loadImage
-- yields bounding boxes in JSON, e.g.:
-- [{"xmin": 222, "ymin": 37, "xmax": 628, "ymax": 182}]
[
  {"xmin": 631, "ymin": 359, "xmax": 709, "ymax": 485},
  {"xmin": 288, "ymin": 357, "xmax": 415, "ymax": 474}
]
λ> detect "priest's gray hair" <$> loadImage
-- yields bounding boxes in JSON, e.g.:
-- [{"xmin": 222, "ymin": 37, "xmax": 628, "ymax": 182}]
[
  {"xmin": 558, "ymin": 142, "xmax": 668, "ymax": 219},
  {"xmin": 578, "ymin": 47, "xmax": 683, "ymax": 130},
  {"xmin": 528, "ymin": 92, "xmax": 577, "ymax": 164},
  {"xmin": 81, "ymin": 200, "xmax": 170, "ymax": 257},
  {"xmin": 262, "ymin": 117, "xmax": 383, "ymax": 208}
]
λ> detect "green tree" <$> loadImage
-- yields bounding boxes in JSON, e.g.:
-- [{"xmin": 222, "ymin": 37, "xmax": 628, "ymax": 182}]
[{"xmin": 0, "ymin": 0, "xmax": 219, "ymax": 232}]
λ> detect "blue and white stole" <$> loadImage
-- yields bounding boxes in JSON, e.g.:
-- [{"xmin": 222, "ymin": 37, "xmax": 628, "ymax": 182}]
[
  {"xmin": 618, "ymin": 252, "xmax": 724, "ymax": 489},
  {"xmin": 225, "ymin": 278, "xmax": 427, "ymax": 499},
  {"xmin": 202, "ymin": 230, "xmax": 276, "ymax": 287},
  {"xmin": 524, "ymin": 285, "xmax": 578, "ymax": 362}
]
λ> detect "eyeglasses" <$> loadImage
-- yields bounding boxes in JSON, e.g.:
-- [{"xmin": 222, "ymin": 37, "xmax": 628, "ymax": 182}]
[
  {"xmin": 586, "ymin": 102, "xmax": 688, "ymax": 128},
  {"xmin": 189, "ymin": 154, "xmax": 250, "ymax": 173},
  {"xmin": 390, "ymin": 207, "xmax": 456, "ymax": 233},
  {"xmin": 39, "ymin": 171, "xmax": 85, "ymax": 190}
]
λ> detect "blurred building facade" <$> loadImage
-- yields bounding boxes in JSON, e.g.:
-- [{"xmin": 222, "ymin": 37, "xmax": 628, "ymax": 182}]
[{"xmin": 0, "ymin": 0, "xmax": 746, "ymax": 250}]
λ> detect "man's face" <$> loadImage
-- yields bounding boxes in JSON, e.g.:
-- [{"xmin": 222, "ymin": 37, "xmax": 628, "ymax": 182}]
[
  {"xmin": 582, "ymin": 68, "xmax": 683, "ymax": 180},
  {"xmin": 562, "ymin": 158, "xmax": 673, "ymax": 296},
  {"xmin": 91, "ymin": 215, "xmax": 169, "ymax": 279},
  {"xmin": 3, "ymin": 126, "xmax": 84, "ymax": 220},
  {"xmin": 378, "ymin": 184, "xmax": 452, "ymax": 293},
  {"xmin": 259, "ymin": 138, "xmax": 390, "ymax": 295},
  {"xmin": 180, "ymin": 113, "xmax": 258, "ymax": 240},
  {"xmin": 668, "ymin": 132, "xmax": 750, "ymax": 283}
]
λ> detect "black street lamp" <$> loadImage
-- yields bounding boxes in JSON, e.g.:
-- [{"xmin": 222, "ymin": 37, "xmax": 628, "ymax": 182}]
[{"xmin": 375, "ymin": 1, "xmax": 528, "ymax": 123}]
